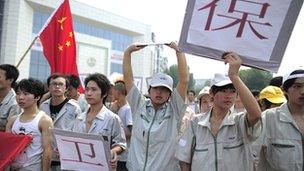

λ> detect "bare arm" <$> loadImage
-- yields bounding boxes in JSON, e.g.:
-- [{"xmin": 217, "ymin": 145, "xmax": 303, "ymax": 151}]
[
  {"xmin": 5, "ymin": 115, "xmax": 17, "ymax": 132},
  {"xmin": 123, "ymin": 44, "xmax": 146, "ymax": 93},
  {"xmin": 125, "ymin": 125, "xmax": 132, "ymax": 139},
  {"xmin": 167, "ymin": 42, "xmax": 188, "ymax": 100},
  {"xmin": 39, "ymin": 114, "xmax": 53, "ymax": 171},
  {"xmin": 224, "ymin": 52, "xmax": 261, "ymax": 125},
  {"xmin": 179, "ymin": 161, "xmax": 191, "ymax": 171}
]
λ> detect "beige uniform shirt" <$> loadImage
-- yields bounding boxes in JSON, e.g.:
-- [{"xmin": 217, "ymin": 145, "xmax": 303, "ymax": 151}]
[
  {"xmin": 40, "ymin": 99, "xmax": 82, "ymax": 162},
  {"xmin": 256, "ymin": 103, "xmax": 304, "ymax": 171},
  {"xmin": 0, "ymin": 89, "xmax": 21, "ymax": 131},
  {"xmin": 176, "ymin": 109, "xmax": 261, "ymax": 171},
  {"xmin": 40, "ymin": 99, "xmax": 81, "ymax": 130},
  {"xmin": 126, "ymin": 84, "xmax": 186, "ymax": 171},
  {"xmin": 71, "ymin": 106, "xmax": 127, "ymax": 150}
]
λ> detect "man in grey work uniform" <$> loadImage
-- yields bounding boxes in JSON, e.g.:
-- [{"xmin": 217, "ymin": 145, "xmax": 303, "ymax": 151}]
[
  {"xmin": 177, "ymin": 53, "xmax": 262, "ymax": 171},
  {"xmin": 123, "ymin": 41, "xmax": 188, "ymax": 171},
  {"xmin": 0, "ymin": 64, "xmax": 21, "ymax": 131},
  {"xmin": 256, "ymin": 69, "xmax": 304, "ymax": 171},
  {"xmin": 40, "ymin": 73, "xmax": 82, "ymax": 170}
]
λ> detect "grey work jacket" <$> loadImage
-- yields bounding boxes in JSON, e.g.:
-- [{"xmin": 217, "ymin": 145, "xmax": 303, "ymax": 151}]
[
  {"xmin": 0, "ymin": 89, "xmax": 21, "ymax": 130},
  {"xmin": 126, "ymin": 84, "xmax": 186, "ymax": 171},
  {"xmin": 176, "ymin": 109, "xmax": 261, "ymax": 171},
  {"xmin": 39, "ymin": 98, "xmax": 81, "ymax": 130},
  {"xmin": 71, "ymin": 105, "xmax": 127, "ymax": 150},
  {"xmin": 256, "ymin": 103, "xmax": 304, "ymax": 171}
]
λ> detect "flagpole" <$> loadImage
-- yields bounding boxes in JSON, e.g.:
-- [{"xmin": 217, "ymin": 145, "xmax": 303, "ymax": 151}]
[{"xmin": 16, "ymin": 36, "xmax": 38, "ymax": 68}]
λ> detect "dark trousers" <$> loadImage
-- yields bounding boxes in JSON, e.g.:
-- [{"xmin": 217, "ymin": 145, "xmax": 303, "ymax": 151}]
[{"xmin": 117, "ymin": 161, "xmax": 128, "ymax": 171}]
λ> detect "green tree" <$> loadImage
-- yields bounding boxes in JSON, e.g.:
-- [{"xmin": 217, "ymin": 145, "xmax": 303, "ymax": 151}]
[
  {"xmin": 239, "ymin": 68, "xmax": 272, "ymax": 90},
  {"xmin": 164, "ymin": 64, "xmax": 195, "ymax": 90}
]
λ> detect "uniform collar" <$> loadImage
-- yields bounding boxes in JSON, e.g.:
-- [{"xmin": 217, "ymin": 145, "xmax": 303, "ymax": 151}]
[
  {"xmin": 278, "ymin": 102, "xmax": 296, "ymax": 123},
  {"xmin": 80, "ymin": 105, "xmax": 108, "ymax": 121},
  {"xmin": 198, "ymin": 108, "xmax": 235, "ymax": 127},
  {"xmin": 95, "ymin": 106, "xmax": 108, "ymax": 120},
  {"xmin": 1, "ymin": 89, "xmax": 15, "ymax": 105}
]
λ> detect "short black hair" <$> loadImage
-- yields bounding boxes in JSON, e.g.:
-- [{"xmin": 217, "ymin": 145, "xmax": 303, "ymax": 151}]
[
  {"xmin": 114, "ymin": 81, "xmax": 127, "ymax": 96},
  {"xmin": 67, "ymin": 74, "xmax": 80, "ymax": 89},
  {"xmin": 283, "ymin": 69, "xmax": 304, "ymax": 92},
  {"xmin": 251, "ymin": 89, "xmax": 260, "ymax": 97},
  {"xmin": 85, "ymin": 73, "xmax": 111, "ymax": 104},
  {"xmin": 211, "ymin": 84, "xmax": 235, "ymax": 94},
  {"xmin": 188, "ymin": 90, "xmax": 196, "ymax": 96},
  {"xmin": 15, "ymin": 78, "xmax": 46, "ymax": 104},
  {"xmin": 269, "ymin": 76, "xmax": 283, "ymax": 87},
  {"xmin": 0, "ymin": 64, "xmax": 19, "ymax": 87},
  {"xmin": 259, "ymin": 98, "xmax": 273, "ymax": 110},
  {"xmin": 47, "ymin": 73, "xmax": 70, "ymax": 89}
]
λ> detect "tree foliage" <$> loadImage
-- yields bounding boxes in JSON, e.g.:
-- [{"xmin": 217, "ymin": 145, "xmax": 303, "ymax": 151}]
[
  {"xmin": 239, "ymin": 68, "xmax": 272, "ymax": 90},
  {"xmin": 164, "ymin": 64, "xmax": 195, "ymax": 90}
]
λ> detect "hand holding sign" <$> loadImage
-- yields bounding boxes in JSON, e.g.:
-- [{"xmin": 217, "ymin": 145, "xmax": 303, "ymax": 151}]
[{"xmin": 52, "ymin": 129, "xmax": 111, "ymax": 171}]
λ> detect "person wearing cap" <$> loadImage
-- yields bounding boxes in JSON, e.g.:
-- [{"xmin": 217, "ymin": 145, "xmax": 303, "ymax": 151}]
[
  {"xmin": 251, "ymin": 85, "xmax": 286, "ymax": 169},
  {"xmin": 255, "ymin": 69, "xmax": 304, "ymax": 170},
  {"xmin": 123, "ymin": 41, "xmax": 188, "ymax": 171},
  {"xmin": 258, "ymin": 85, "xmax": 286, "ymax": 111},
  {"xmin": 177, "ymin": 52, "xmax": 262, "ymax": 171},
  {"xmin": 196, "ymin": 86, "xmax": 213, "ymax": 113}
]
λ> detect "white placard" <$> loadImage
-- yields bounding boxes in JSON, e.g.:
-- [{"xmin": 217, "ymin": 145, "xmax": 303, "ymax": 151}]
[
  {"xmin": 52, "ymin": 129, "xmax": 110, "ymax": 171},
  {"xmin": 179, "ymin": 0, "xmax": 303, "ymax": 72}
]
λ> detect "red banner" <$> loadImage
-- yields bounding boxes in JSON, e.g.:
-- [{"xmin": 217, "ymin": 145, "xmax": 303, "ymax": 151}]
[
  {"xmin": 0, "ymin": 132, "xmax": 32, "ymax": 170},
  {"xmin": 39, "ymin": 0, "xmax": 83, "ymax": 92}
]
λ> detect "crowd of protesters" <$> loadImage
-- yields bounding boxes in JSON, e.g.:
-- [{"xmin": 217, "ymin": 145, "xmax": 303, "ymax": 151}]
[{"xmin": 0, "ymin": 41, "xmax": 303, "ymax": 171}]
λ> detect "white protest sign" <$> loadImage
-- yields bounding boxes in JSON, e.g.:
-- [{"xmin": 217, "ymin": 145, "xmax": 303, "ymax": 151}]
[
  {"xmin": 179, "ymin": 0, "xmax": 303, "ymax": 72},
  {"xmin": 52, "ymin": 129, "xmax": 110, "ymax": 171}
]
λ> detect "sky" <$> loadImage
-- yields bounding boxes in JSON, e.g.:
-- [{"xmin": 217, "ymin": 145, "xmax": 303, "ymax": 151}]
[{"xmin": 76, "ymin": 0, "xmax": 304, "ymax": 79}]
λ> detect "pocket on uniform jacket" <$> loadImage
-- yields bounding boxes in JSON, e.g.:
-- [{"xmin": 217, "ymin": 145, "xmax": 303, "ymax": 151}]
[
  {"xmin": 149, "ymin": 127, "xmax": 167, "ymax": 144},
  {"xmin": 267, "ymin": 138, "xmax": 296, "ymax": 170},
  {"xmin": 223, "ymin": 142, "xmax": 244, "ymax": 150},
  {"xmin": 193, "ymin": 145, "xmax": 209, "ymax": 163},
  {"xmin": 222, "ymin": 141, "xmax": 245, "ymax": 170}
]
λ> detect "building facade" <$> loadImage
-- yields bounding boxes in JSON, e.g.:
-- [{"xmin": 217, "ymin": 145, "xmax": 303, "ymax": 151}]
[{"xmin": 0, "ymin": 0, "xmax": 154, "ymax": 91}]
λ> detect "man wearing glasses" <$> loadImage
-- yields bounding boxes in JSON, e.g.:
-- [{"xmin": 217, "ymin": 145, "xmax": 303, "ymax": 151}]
[{"xmin": 39, "ymin": 73, "xmax": 82, "ymax": 170}]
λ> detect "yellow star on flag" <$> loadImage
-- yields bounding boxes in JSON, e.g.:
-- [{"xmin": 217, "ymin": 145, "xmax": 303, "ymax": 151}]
[
  {"xmin": 57, "ymin": 17, "xmax": 67, "ymax": 30},
  {"xmin": 69, "ymin": 32, "xmax": 73, "ymax": 38},
  {"xmin": 58, "ymin": 44, "xmax": 64, "ymax": 51},
  {"xmin": 65, "ymin": 41, "xmax": 71, "ymax": 47}
]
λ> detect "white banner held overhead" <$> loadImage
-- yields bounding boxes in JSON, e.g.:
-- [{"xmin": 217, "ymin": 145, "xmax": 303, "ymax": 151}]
[
  {"xmin": 179, "ymin": 0, "xmax": 303, "ymax": 72},
  {"xmin": 52, "ymin": 129, "xmax": 110, "ymax": 171}
]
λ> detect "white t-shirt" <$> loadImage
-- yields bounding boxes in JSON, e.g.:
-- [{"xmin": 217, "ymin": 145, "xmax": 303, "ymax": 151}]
[
  {"xmin": 11, "ymin": 111, "xmax": 44, "ymax": 170},
  {"xmin": 117, "ymin": 104, "xmax": 132, "ymax": 161}
]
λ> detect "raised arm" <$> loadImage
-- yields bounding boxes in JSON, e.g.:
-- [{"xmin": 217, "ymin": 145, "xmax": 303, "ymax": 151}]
[
  {"xmin": 223, "ymin": 52, "xmax": 261, "ymax": 125},
  {"xmin": 167, "ymin": 42, "xmax": 188, "ymax": 100},
  {"xmin": 123, "ymin": 44, "xmax": 146, "ymax": 93}
]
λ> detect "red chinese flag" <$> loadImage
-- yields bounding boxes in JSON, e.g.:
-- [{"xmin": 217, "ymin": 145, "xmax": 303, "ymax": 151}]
[
  {"xmin": 0, "ymin": 132, "xmax": 32, "ymax": 170},
  {"xmin": 39, "ymin": 0, "xmax": 83, "ymax": 92}
]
